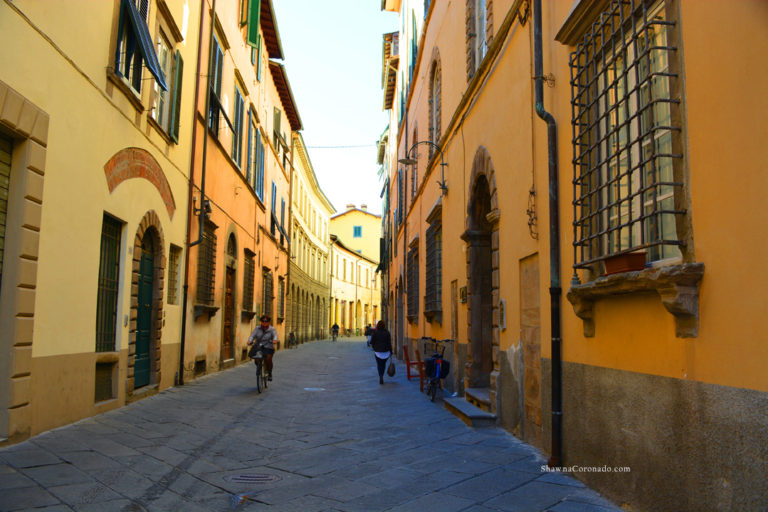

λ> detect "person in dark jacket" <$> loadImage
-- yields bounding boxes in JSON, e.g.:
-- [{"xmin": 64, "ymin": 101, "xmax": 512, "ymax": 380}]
[{"xmin": 370, "ymin": 320, "xmax": 393, "ymax": 384}]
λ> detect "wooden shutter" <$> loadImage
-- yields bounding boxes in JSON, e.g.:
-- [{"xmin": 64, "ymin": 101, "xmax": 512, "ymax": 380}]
[
  {"xmin": 246, "ymin": 0, "xmax": 262, "ymax": 47},
  {"xmin": 170, "ymin": 50, "xmax": 183, "ymax": 143}
]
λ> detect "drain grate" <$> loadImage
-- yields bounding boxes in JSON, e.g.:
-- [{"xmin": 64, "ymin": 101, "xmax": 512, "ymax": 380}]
[
  {"xmin": 224, "ymin": 474, "xmax": 281, "ymax": 485},
  {"xmin": 303, "ymin": 387, "xmax": 326, "ymax": 391}
]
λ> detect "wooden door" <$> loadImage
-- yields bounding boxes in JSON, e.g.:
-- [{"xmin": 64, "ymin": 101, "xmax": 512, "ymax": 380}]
[
  {"xmin": 222, "ymin": 266, "xmax": 235, "ymax": 361},
  {"xmin": 135, "ymin": 242, "xmax": 154, "ymax": 388}
]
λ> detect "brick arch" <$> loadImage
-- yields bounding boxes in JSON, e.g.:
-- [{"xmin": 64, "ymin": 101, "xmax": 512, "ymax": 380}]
[
  {"xmin": 104, "ymin": 148, "xmax": 176, "ymax": 219},
  {"xmin": 462, "ymin": 145, "xmax": 501, "ymax": 414},
  {"xmin": 128, "ymin": 210, "xmax": 166, "ymax": 400}
]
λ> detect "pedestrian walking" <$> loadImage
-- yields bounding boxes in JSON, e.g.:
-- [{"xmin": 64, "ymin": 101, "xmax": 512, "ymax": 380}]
[
  {"xmin": 370, "ymin": 320, "xmax": 392, "ymax": 385},
  {"xmin": 365, "ymin": 324, "xmax": 373, "ymax": 346}
]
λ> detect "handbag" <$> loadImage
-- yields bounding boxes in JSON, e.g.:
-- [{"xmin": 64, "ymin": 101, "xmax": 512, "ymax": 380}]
[{"xmin": 387, "ymin": 358, "xmax": 396, "ymax": 377}]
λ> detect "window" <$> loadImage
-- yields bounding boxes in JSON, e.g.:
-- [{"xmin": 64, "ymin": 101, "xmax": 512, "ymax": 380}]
[
  {"xmin": 273, "ymin": 107, "xmax": 282, "ymax": 148},
  {"xmin": 246, "ymin": 110, "xmax": 256, "ymax": 184},
  {"xmin": 411, "ymin": 127, "xmax": 418, "ymax": 197},
  {"xmin": 208, "ymin": 35, "xmax": 224, "ymax": 135},
  {"xmin": 280, "ymin": 198, "xmax": 286, "ymax": 245},
  {"xmin": 232, "ymin": 88, "xmax": 245, "ymax": 167},
  {"xmin": 570, "ymin": 0, "xmax": 683, "ymax": 270},
  {"xmin": 114, "ymin": 0, "xmax": 161, "ymax": 94},
  {"xmin": 152, "ymin": 33, "xmax": 171, "ymax": 128},
  {"xmin": 425, "ymin": 216, "xmax": 442, "ymax": 319},
  {"xmin": 0, "ymin": 135, "xmax": 11, "ymax": 292},
  {"xmin": 167, "ymin": 245, "xmax": 182, "ymax": 305},
  {"xmin": 196, "ymin": 221, "xmax": 217, "ymax": 305},
  {"xmin": 429, "ymin": 59, "xmax": 441, "ymax": 158},
  {"xmin": 270, "ymin": 182, "xmax": 277, "ymax": 237},
  {"xmin": 262, "ymin": 267, "xmax": 274, "ymax": 318},
  {"xmin": 255, "ymin": 35, "xmax": 263, "ymax": 81},
  {"xmin": 243, "ymin": 250, "xmax": 255, "ymax": 311},
  {"xmin": 475, "ymin": 0, "xmax": 488, "ymax": 65},
  {"xmin": 407, "ymin": 243, "xmax": 419, "ymax": 321},
  {"xmin": 277, "ymin": 277, "xmax": 285, "ymax": 320},
  {"xmin": 353, "ymin": 226, "xmax": 362, "ymax": 238},
  {"xmin": 96, "ymin": 215, "xmax": 123, "ymax": 352}
]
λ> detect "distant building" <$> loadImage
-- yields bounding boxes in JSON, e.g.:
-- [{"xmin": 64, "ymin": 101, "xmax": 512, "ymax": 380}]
[
  {"xmin": 330, "ymin": 205, "xmax": 382, "ymax": 334},
  {"xmin": 286, "ymin": 134, "xmax": 334, "ymax": 343}
]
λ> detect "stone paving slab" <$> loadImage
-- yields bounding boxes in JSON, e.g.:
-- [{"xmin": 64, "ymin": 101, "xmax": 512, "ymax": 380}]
[{"xmin": 0, "ymin": 338, "xmax": 622, "ymax": 511}]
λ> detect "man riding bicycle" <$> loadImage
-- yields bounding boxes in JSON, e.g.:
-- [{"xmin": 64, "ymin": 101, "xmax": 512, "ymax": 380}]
[
  {"xmin": 247, "ymin": 315, "xmax": 278, "ymax": 381},
  {"xmin": 331, "ymin": 323, "xmax": 339, "ymax": 340}
]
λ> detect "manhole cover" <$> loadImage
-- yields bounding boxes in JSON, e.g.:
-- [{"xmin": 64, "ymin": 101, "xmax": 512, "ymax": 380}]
[
  {"xmin": 328, "ymin": 356, "xmax": 339, "ymax": 359},
  {"xmin": 304, "ymin": 387, "xmax": 326, "ymax": 391},
  {"xmin": 224, "ymin": 474, "xmax": 282, "ymax": 484}
]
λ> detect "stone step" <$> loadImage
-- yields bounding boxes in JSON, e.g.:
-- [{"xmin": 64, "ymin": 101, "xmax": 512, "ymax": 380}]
[
  {"xmin": 465, "ymin": 387, "xmax": 492, "ymax": 412},
  {"xmin": 444, "ymin": 397, "xmax": 497, "ymax": 428}
]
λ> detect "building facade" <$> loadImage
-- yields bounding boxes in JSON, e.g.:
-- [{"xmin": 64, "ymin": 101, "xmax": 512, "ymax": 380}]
[
  {"xmin": 182, "ymin": 0, "xmax": 299, "ymax": 381},
  {"xmin": 380, "ymin": 0, "xmax": 768, "ymax": 510},
  {"xmin": 329, "ymin": 205, "xmax": 382, "ymax": 334},
  {"xmin": 0, "ymin": 0, "xmax": 199, "ymax": 441},
  {"xmin": 286, "ymin": 133, "xmax": 334, "ymax": 343}
]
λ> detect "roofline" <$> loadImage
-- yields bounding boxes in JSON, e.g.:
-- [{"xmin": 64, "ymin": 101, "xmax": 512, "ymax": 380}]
[
  {"xmin": 294, "ymin": 133, "xmax": 336, "ymax": 213},
  {"xmin": 269, "ymin": 61, "xmax": 303, "ymax": 131},
  {"xmin": 330, "ymin": 208, "xmax": 382, "ymax": 220},
  {"xmin": 261, "ymin": 0, "xmax": 284, "ymax": 60},
  {"xmin": 330, "ymin": 235, "xmax": 379, "ymax": 265}
]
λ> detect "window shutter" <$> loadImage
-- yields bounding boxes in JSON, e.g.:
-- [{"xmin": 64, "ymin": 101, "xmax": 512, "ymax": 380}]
[
  {"xmin": 256, "ymin": 35, "xmax": 262, "ymax": 81},
  {"xmin": 169, "ymin": 51, "xmax": 183, "ymax": 143},
  {"xmin": 246, "ymin": 0, "xmax": 262, "ymax": 47}
]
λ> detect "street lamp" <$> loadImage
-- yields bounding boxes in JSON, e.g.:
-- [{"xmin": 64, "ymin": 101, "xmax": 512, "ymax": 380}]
[{"xmin": 398, "ymin": 140, "xmax": 448, "ymax": 195}]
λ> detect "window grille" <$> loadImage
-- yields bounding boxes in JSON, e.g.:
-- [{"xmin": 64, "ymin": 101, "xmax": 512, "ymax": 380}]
[
  {"xmin": 196, "ymin": 221, "xmax": 217, "ymax": 305},
  {"xmin": 167, "ymin": 245, "xmax": 182, "ymax": 305},
  {"xmin": 96, "ymin": 215, "xmax": 122, "ymax": 352},
  {"xmin": 262, "ymin": 268, "xmax": 274, "ymax": 319},
  {"xmin": 407, "ymin": 244, "xmax": 419, "ymax": 320},
  {"xmin": 570, "ymin": 0, "xmax": 684, "ymax": 269},
  {"xmin": 425, "ymin": 221, "xmax": 442, "ymax": 316},
  {"xmin": 243, "ymin": 251, "xmax": 255, "ymax": 311},
  {"xmin": 277, "ymin": 277, "xmax": 285, "ymax": 320}
]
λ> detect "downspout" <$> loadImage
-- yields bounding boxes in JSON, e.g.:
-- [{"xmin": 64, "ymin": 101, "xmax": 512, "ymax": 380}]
[
  {"xmin": 179, "ymin": 0, "xmax": 211, "ymax": 386},
  {"xmin": 533, "ymin": 0, "xmax": 563, "ymax": 468}
]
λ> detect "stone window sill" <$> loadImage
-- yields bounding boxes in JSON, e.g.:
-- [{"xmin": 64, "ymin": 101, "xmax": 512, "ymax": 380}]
[
  {"xmin": 566, "ymin": 263, "xmax": 705, "ymax": 338},
  {"xmin": 194, "ymin": 304, "xmax": 219, "ymax": 321},
  {"xmin": 241, "ymin": 310, "xmax": 257, "ymax": 322}
]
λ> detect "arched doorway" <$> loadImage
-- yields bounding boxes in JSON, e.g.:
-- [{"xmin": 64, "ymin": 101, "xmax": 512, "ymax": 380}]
[
  {"xmin": 464, "ymin": 175, "xmax": 493, "ymax": 389},
  {"xmin": 221, "ymin": 234, "xmax": 237, "ymax": 365}
]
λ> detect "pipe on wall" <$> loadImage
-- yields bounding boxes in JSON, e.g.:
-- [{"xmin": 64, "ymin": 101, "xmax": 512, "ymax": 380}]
[{"xmin": 533, "ymin": 0, "xmax": 563, "ymax": 468}]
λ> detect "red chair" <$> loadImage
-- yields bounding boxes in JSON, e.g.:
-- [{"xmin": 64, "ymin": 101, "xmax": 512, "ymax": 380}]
[{"xmin": 403, "ymin": 345, "xmax": 425, "ymax": 391}]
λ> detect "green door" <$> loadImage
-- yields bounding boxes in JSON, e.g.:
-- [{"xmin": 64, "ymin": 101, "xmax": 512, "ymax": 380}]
[{"xmin": 135, "ymin": 235, "xmax": 154, "ymax": 388}]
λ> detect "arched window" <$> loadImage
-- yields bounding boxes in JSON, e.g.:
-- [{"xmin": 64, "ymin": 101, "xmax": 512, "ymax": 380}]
[
  {"xmin": 429, "ymin": 57, "xmax": 441, "ymax": 159},
  {"xmin": 411, "ymin": 126, "xmax": 418, "ymax": 198}
]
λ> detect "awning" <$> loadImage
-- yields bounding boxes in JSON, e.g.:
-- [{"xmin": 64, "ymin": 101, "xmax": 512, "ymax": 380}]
[{"xmin": 121, "ymin": 0, "xmax": 168, "ymax": 91}]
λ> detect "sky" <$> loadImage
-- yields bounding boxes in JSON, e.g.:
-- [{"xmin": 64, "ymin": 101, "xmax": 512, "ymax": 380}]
[{"xmin": 271, "ymin": 0, "xmax": 399, "ymax": 217}]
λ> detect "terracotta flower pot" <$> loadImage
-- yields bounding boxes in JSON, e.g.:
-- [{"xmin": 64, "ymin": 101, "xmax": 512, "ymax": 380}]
[{"xmin": 604, "ymin": 252, "xmax": 647, "ymax": 275}]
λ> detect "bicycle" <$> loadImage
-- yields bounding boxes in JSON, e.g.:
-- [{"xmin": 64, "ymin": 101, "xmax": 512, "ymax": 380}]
[
  {"xmin": 331, "ymin": 329, "xmax": 338, "ymax": 341},
  {"xmin": 421, "ymin": 337, "xmax": 453, "ymax": 402},
  {"xmin": 250, "ymin": 345, "xmax": 269, "ymax": 393}
]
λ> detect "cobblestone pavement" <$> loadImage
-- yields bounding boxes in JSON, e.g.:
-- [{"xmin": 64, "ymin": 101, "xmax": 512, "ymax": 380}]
[{"xmin": 0, "ymin": 338, "xmax": 621, "ymax": 511}]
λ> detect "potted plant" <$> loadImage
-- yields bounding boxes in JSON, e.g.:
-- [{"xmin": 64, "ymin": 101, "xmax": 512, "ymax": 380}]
[{"xmin": 604, "ymin": 251, "xmax": 647, "ymax": 275}]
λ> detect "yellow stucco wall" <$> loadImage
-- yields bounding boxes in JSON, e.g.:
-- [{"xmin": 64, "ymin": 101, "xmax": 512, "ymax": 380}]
[
  {"xmin": 330, "ymin": 208, "xmax": 381, "ymax": 261},
  {"xmin": 0, "ymin": 0, "xmax": 199, "ymax": 437}
]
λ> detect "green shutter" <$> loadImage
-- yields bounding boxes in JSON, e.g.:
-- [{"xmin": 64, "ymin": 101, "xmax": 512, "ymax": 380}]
[
  {"xmin": 246, "ymin": 0, "xmax": 261, "ymax": 47},
  {"xmin": 169, "ymin": 50, "xmax": 183, "ymax": 143},
  {"xmin": 256, "ymin": 35, "xmax": 262, "ymax": 81}
]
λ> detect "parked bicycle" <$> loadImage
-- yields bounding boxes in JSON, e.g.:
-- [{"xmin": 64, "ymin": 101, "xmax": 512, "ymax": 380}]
[
  {"xmin": 421, "ymin": 337, "xmax": 453, "ymax": 402},
  {"xmin": 250, "ymin": 346, "xmax": 269, "ymax": 393}
]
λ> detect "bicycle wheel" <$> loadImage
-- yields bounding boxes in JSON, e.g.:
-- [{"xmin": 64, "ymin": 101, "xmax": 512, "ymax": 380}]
[
  {"xmin": 428, "ymin": 380, "xmax": 437, "ymax": 402},
  {"xmin": 261, "ymin": 365, "xmax": 268, "ymax": 390},
  {"xmin": 255, "ymin": 360, "xmax": 263, "ymax": 393}
]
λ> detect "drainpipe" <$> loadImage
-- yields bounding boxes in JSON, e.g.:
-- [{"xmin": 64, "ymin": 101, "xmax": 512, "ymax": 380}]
[
  {"xmin": 533, "ymin": 0, "xmax": 563, "ymax": 468},
  {"xmin": 178, "ymin": 0, "xmax": 212, "ymax": 386}
]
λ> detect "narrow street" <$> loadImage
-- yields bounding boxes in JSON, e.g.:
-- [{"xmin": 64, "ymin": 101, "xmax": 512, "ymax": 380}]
[{"xmin": 0, "ymin": 339, "xmax": 619, "ymax": 512}]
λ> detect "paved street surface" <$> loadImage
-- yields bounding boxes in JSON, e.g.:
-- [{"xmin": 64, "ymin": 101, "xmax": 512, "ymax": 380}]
[{"xmin": 0, "ymin": 339, "xmax": 620, "ymax": 511}]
